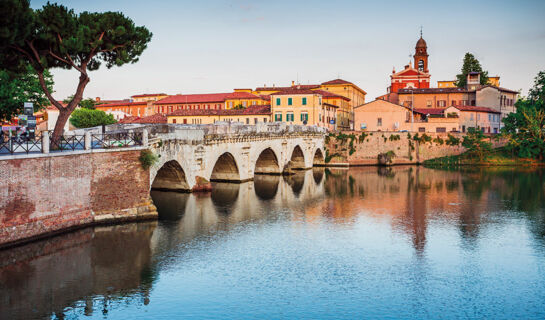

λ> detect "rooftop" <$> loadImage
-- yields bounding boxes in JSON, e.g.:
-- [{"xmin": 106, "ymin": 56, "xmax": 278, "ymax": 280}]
[
  {"xmin": 131, "ymin": 93, "xmax": 167, "ymax": 98},
  {"xmin": 168, "ymin": 105, "xmax": 271, "ymax": 117}
]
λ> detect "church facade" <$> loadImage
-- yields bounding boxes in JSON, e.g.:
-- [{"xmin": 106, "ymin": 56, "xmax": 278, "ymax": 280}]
[{"xmin": 388, "ymin": 36, "xmax": 431, "ymax": 93}]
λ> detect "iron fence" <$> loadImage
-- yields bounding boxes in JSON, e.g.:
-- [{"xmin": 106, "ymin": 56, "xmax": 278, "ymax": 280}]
[
  {"xmin": 0, "ymin": 135, "xmax": 43, "ymax": 154},
  {"xmin": 91, "ymin": 132, "xmax": 143, "ymax": 149},
  {"xmin": 50, "ymin": 135, "xmax": 85, "ymax": 152}
]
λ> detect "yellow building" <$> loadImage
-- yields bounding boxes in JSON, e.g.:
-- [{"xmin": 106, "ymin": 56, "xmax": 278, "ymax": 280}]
[
  {"xmin": 270, "ymin": 88, "xmax": 336, "ymax": 131},
  {"xmin": 155, "ymin": 92, "xmax": 268, "ymax": 114},
  {"xmin": 437, "ymin": 76, "xmax": 500, "ymax": 88},
  {"xmin": 131, "ymin": 93, "xmax": 168, "ymax": 102},
  {"xmin": 253, "ymin": 79, "xmax": 366, "ymax": 130},
  {"xmin": 166, "ymin": 105, "xmax": 271, "ymax": 125}
]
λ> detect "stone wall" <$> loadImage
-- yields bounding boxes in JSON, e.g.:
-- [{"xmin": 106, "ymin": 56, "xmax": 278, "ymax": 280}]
[
  {"xmin": 0, "ymin": 150, "xmax": 157, "ymax": 248},
  {"xmin": 325, "ymin": 131, "xmax": 475, "ymax": 166}
]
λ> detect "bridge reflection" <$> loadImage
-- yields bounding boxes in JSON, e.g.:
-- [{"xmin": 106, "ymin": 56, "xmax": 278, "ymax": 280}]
[{"xmin": 1, "ymin": 167, "xmax": 544, "ymax": 319}]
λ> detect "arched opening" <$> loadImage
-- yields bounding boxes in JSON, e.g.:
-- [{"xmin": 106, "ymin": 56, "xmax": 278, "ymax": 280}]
[
  {"xmin": 254, "ymin": 175, "xmax": 280, "ymax": 200},
  {"xmin": 289, "ymin": 145, "xmax": 306, "ymax": 170},
  {"xmin": 211, "ymin": 182, "xmax": 239, "ymax": 215},
  {"xmin": 210, "ymin": 152, "xmax": 240, "ymax": 182},
  {"xmin": 283, "ymin": 173, "xmax": 304, "ymax": 197},
  {"xmin": 255, "ymin": 148, "xmax": 280, "ymax": 175},
  {"xmin": 313, "ymin": 148, "xmax": 325, "ymax": 166},
  {"xmin": 312, "ymin": 168, "xmax": 324, "ymax": 185},
  {"xmin": 151, "ymin": 160, "xmax": 190, "ymax": 192}
]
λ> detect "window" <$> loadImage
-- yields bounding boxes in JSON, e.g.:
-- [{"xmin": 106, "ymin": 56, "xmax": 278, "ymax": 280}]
[
  {"xmin": 302, "ymin": 97, "xmax": 307, "ymax": 105},
  {"xmin": 276, "ymin": 98, "xmax": 281, "ymax": 106},
  {"xmin": 254, "ymin": 118, "xmax": 258, "ymax": 124},
  {"xmin": 419, "ymin": 127, "xmax": 426, "ymax": 132},
  {"xmin": 287, "ymin": 113, "xmax": 294, "ymax": 122},
  {"xmin": 229, "ymin": 102, "xmax": 233, "ymax": 108},
  {"xmin": 488, "ymin": 114, "xmax": 492, "ymax": 121},
  {"xmin": 264, "ymin": 118, "xmax": 268, "ymax": 123},
  {"xmin": 173, "ymin": 119, "xmax": 177, "ymax": 124},
  {"xmin": 451, "ymin": 100, "xmax": 456, "ymax": 106},
  {"xmin": 477, "ymin": 113, "xmax": 480, "ymax": 121},
  {"xmin": 377, "ymin": 118, "xmax": 382, "ymax": 126},
  {"xmin": 438, "ymin": 100, "xmax": 446, "ymax": 107},
  {"xmin": 246, "ymin": 118, "xmax": 249, "ymax": 124},
  {"xmin": 183, "ymin": 119, "xmax": 187, "ymax": 124},
  {"xmin": 471, "ymin": 100, "xmax": 476, "ymax": 106},
  {"xmin": 243, "ymin": 101, "xmax": 247, "ymax": 107},
  {"xmin": 275, "ymin": 113, "xmax": 282, "ymax": 121},
  {"xmin": 426, "ymin": 100, "xmax": 432, "ymax": 107},
  {"xmin": 436, "ymin": 127, "xmax": 446, "ymax": 133},
  {"xmin": 470, "ymin": 113, "xmax": 474, "ymax": 121},
  {"xmin": 418, "ymin": 60, "xmax": 424, "ymax": 71},
  {"xmin": 301, "ymin": 112, "xmax": 308, "ymax": 122},
  {"xmin": 288, "ymin": 98, "xmax": 293, "ymax": 106}
]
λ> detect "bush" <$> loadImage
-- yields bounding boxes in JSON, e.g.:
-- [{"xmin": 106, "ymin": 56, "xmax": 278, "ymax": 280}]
[
  {"xmin": 139, "ymin": 149, "xmax": 159, "ymax": 169},
  {"xmin": 69, "ymin": 108, "xmax": 116, "ymax": 128},
  {"xmin": 446, "ymin": 134, "xmax": 461, "ymax": 146},
  {"xmin": 462, "ymin": 128, "xmax": 492, "ymax": 161},
  {"xmin": 378, "ymin": 150, "xmax": 396, "ymax": 165}
]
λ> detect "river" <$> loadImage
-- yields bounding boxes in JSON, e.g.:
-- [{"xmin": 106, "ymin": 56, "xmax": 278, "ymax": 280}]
[{"xmin": 1, "ymin": 167, "xmax": 544, "ymax": 319}]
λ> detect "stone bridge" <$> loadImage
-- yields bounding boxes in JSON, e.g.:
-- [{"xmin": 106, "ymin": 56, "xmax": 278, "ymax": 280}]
[{"xmin": 147, "ymin": 123, "xmax": 326, "ymax": 192}]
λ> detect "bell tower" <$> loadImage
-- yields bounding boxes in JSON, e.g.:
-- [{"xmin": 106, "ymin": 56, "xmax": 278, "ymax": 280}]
[{"xmin": 414, "ymin": 28, "xmax": 429, "ymax": 73}]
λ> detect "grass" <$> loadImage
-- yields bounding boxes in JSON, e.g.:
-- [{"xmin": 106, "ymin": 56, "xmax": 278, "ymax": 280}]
[{"xmin": 423, "ymin": 147, "xmax": 543, "ymax": 167}]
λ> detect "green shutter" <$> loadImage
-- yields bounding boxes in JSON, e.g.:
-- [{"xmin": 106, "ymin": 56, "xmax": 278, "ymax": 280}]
[
  {"xmin": 288, "ymin": 98, "xmax": 292, "ymax": 106},
  {"xmin": 276, "ymin": 98, "xmax": 281, "ymax": 106},
  {"xmin": 302, "ymin": 97, "xmax": 307, "ymax": 105}
]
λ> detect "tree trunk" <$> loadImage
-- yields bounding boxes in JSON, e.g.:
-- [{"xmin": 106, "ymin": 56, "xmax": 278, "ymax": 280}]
[{"xmin": 51, "ymin": 108, "xmax": 72, "ymax": 148}]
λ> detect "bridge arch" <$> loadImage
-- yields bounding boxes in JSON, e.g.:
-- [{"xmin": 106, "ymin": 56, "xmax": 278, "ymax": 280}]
[
  {"xmin": 255, "ymin": 147, "xmax": 281, "ymax": 175},
  {"xmin": 313, "ymin": 148, "xmax": 325, "ymax": 166},
  {"xmin": 287, "ymin": 145, "xmax": 306, "ymax": 170},
  {"xmin": 151, "ymin": 160, "xmax": 190, "ymax": 191},
  {"xmin": 210, "ymin": 152, "xmax": 240, "ymax": 182}
]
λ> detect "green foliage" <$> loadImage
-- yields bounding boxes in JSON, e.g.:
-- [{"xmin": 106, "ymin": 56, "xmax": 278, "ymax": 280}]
[
  {"xmin": 233, "ymin": 104, "xmax": 245, "ymax": 110},
  {"xmin": 69, "ymin": 108, "xmax": 116, "ymax": 128},
  {"xmin": 412, "ymin": 133, "xmax": 420, "ymax": 141},
  {"xmin": 139, "ymin": 149, "xmax": 158, "ymax": 169},
  {"xmin": 0, "ymin": 0, "xmax": 152, "ymax": 138},
  {"xmin": 455, "ymin": 53, "xmax": 490, "ymax": 87},
  {"xmin": 421, "ymin": 133, "xmax": 432, "ymax": 143},
  {"xmin": 378, "ymin": 150, "xmax": 396, "ymax": 165},
  {"xmin": 433, "ymin": 137, "xmax": 444, "ymax": 145},
  {"xmin": 0, "ymin": 65, "xmax": 53, "ymax": 121},
  {"xmin": 462, "ymin": 128, "xmax": 493, "ymax": 161},
  {"xmin": 64, "ymin": 95, "xmax": 97, "ymax": 109},
  {"xmin": 358, "ymin": 132, "xmax": 368, "ymax": 143},
  {"xmin": 446, "ymin": 134, "xmax": 461, "ymax": 146},
  {"xmin": 502, "ymin": 70, "xmax": 545, "ymax": 160},
  {"xmin": 325, "ymin": 149, "xmax": 341, "ymax": 163},
  {"xmin": 389, "ymin": 134, "xmax": 400, "ymax": 141}
]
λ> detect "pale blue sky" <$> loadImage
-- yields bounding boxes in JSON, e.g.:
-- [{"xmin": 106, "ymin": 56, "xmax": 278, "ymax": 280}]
[{"xmin": 32, "ymin": 0, "xmax": 545, "ymax": 101}]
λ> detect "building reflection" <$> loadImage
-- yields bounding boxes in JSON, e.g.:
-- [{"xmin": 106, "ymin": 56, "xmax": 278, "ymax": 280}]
[
  {"xmin": 1, "ymin": 166, "xmax": 543, "ymax": 319},
  {"xmin": 0, "ymin": 222, "xmax": 156, "ymax": 320}
]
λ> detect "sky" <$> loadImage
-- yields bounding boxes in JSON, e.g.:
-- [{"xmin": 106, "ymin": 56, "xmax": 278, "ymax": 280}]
[{"xmin": 31, "ymin": 0, "xmax": 545, "ymax": 101}]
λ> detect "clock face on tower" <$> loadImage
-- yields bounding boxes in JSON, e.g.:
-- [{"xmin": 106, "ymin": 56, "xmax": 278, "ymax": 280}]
[{"xmin": 418, "ymin": 60, "xmax": 424, "ymax": 71}]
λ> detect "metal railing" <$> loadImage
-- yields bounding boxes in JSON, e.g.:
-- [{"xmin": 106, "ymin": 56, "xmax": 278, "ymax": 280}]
[
  {"xmin": 0, "ymin": 135, "xmax": 43, "ymax": 154},
  {"xmin": 91, "ymin": 132, "xmax": 143, "ymax": 149},
  {"xmin": 0, "ymin": 130, "xmax": 145, "ymax": 156}
]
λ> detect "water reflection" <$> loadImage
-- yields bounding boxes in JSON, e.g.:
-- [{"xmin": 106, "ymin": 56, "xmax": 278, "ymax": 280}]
[{"xmin": 1, "ymin": 167, "xmax": 544, "ymax": 319}]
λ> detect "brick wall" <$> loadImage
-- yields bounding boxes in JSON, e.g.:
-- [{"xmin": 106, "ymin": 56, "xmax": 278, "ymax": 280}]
[
  {"xmin": 325, "ymin": 131, "xmax": 500, "ymax": 166},
  {"xmin": 0, "ymin": 150, "xmax": 157, "ymax": 247}
]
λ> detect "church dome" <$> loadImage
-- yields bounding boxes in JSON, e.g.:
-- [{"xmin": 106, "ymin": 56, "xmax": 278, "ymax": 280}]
[{"xmin": 416, "ymin": 37, "xmax": 427, "ymax": 48}]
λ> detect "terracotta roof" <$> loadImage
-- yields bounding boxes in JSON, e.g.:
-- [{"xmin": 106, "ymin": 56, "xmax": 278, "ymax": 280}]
[
  {"xmin": 224, "ymin": 92, "xmax": 261, "ymax": 100},
  {"xmin": 313, "ymin": 89, "xmax": 350, "ymax": 101},
  {"xmin": 271, "ymin": 88, "xmax": 321, "ymax": 95},
  {"xmin": 321, "ymin": 79, "xmax": 353, "ymax": 85},
  {"xmin": 452, "ymin": 106, "xmax": 501, "ymax": 114},
  {"xmin": 416, "ymin": 37, "xmax": 427, "ymax": 48},
  {"xmin": 477, "ymin": 85, "xmax": 518, "ymax": 94},
  {"xmin": 168, "ymin": 105, "xmax": 271, "ymax": 117},
  {"xmin": 255, "ymin": 84, "xmax": 320, "ymax": 91},
  {"xmin": 156, "ymin": 93, "xmax": 231, "ymax": 105},
  {"xmin": 118, "ymin": 116, "xmax": 141, "ymax": 124},
  {"xmin": 323, "ymin": 103, "xmax": 340, "ymax": 108},
  {"xmin": 260, "ymin": 95, "xmax": 271, "ymax": 101},
  {"xmin": 131, "ymin": 93, "xmax": 167, "ymax": 98},
  {"xmin": 413, "ymin": 108, "xmax": 445, "ymax": 115},
  {"xmin": 398, "ymin": 87, "xmax": 469, "ymax": 94},
  {"xmin": 96, "ymin": 101, "xmax": 147, "ymax": 108},
  {"xmin": 133, "ymin": 113, "xmax": 167, "ymax": 124}
]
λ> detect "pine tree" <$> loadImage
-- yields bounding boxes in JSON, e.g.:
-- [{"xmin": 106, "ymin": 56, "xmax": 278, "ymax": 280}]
[{"xmin": 455, "ymin": 53, "xmax": 490, "ymax": 88}]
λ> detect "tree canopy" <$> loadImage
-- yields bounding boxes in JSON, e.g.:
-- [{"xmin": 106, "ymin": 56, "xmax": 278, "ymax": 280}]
[
  {"xmin": 0, "ymin": 65, "xmax": 54, "ymax": 121},
  {"xmin": 63, "ymin": 95, "xmax": 97, "ymax": 109},
  {"xmin": 502, "ymin": 71, "xmax": 545, "ymax": 160},
  {"xmin": 0, "ymin": 0, "xmax": 152, "ymax": 140},
  {"xmin": 69, "ymin": 108, "xmax": 116, "ymax": 128},
  {"xmin": 455, "ymin": 53, "xmax": 490, "ymax": 88}
]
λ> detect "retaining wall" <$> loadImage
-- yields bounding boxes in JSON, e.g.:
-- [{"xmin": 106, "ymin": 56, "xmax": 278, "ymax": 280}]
[
  {"xmin": 0, "ymin": 149, "xmax": 157, "ymax": 248},
  {"xmin": 325, "ymin": 131, "xmax": 501, "ymax": 166}
]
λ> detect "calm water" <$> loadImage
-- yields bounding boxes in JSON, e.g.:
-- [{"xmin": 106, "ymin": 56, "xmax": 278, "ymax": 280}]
[{"xmin": 1, "ymin": 167, "xmax": 545, "ymax": 319}]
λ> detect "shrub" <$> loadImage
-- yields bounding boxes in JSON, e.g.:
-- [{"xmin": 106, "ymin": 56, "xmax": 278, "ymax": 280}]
[
  {"xmin": 462, "ymin": 128, "xmax": 492, "ymax": 161},
  {"xmin": 69, "ymin": 108, "xmax": 116, "ymax": 128},
  {"xmin": 139, "ymin": 149, "xmax": 159, "ymax": 169},
  {"xmin": 378, "ymin": 150, "xmax": 396, "ymax": 165},
  {"xmin": 433, "ymin": 137, "xmax": 444, "ymax": 145},
  {"xmin": 446, "ymin": 134, "xmax": 460, "ymax": 146},
  {"xmin": 389, "ymin": 134, "xmax": 401, "ymax": 141}
]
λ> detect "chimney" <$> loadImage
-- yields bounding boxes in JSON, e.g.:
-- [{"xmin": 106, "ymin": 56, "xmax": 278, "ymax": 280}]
[
  {"xmin": 96, "ymin": 97, "xmax": 101, "ymax": 102},
  {"xmin": 404, "ymin": 64, "xmax": 409, "ymax": 70},
  {"xmin": 292, "ymin": 80, "xmax": 295, "ymax": 86}
]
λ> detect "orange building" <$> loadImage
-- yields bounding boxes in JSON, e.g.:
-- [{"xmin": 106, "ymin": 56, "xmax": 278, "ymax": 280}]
[{"xmin": 154, "ymin": 92, "xmax": 268, "ymax": 114}]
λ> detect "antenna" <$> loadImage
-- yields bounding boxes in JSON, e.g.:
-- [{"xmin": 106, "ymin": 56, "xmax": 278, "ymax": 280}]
[{"xmin": 420, "ymin": 25, "xmax": 423, "ymax": 37}]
